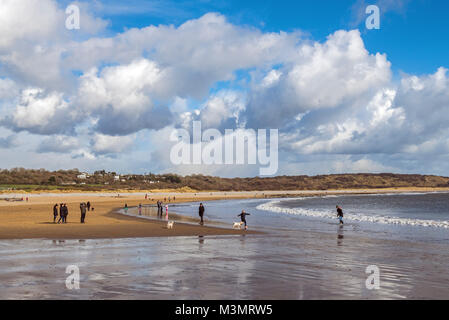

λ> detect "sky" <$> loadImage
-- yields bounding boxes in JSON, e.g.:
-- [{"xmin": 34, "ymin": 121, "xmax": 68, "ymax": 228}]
[{"xmin": 0, "ymin": 0, "xmax": 449, "ymax": 177}]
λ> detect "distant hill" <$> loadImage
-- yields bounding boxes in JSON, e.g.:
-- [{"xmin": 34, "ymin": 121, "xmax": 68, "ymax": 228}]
[{"xmin": 1, "ymin": 168, "xmax": 449, "ymax": 192}]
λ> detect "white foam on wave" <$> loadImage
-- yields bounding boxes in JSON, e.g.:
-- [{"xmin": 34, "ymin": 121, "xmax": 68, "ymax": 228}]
[{"xmin": 257, "ymin": 200, "xmax": 449, "ymax": 229}]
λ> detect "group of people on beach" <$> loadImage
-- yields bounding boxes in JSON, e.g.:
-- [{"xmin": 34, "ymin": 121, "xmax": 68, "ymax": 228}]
[{"xmin": 52, "ymin": 201, "xmax": 92, "ymax": 224}]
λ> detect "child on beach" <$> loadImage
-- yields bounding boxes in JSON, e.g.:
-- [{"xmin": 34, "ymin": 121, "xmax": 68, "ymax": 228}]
[
  {"xmin": 238, "ymin": 210, "xmax": 251, "ymax": 230},
  {"xmin": 336, "ymin": 205, "xmax": 344, "ymax": 224}
]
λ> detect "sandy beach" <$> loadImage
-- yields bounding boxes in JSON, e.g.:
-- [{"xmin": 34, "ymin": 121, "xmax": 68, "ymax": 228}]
[
  {"xmin": 1, "ymin": 187, "xmax": 449, "ymax": 240},
  {"xmin": 0, "ymin": 193, "xmax": 261, "ymax": 240}
]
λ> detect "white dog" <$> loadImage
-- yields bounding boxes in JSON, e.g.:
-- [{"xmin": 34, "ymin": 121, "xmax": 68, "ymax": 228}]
[
  {"xmin": 167, "ymin": 221, "xmax": 174, "ymax": 229},
  {"xmin": 233, "ymin": 222, "xmax": 244, "ymax": 229}
]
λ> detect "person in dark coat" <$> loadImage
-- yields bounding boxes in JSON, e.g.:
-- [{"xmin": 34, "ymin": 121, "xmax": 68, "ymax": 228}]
[
  {"xmin": 198, "ymin": 203, "xmax": 205, "ymax": 225},
  {"xmin": 237, "ymin": 210, "xmax": 251, "ymax": 230},
  {"xmin": 63, "ymin": 204, "xmax": 68, "ymax": 223},
  {"xmin": 157, "ymin": 201, "xmax": 163, "ymax": 217},
  {"xmin": 336, "ymin": 205, "xmax": 344, "ymax": 224},
  {"xmin": 53, "ymin": 204, "xmax": 59, "ymax": 223},
  {"xmin": 80, "ymin": 202, "xmax": 87, "ymax": 223},
  {"xmin": 58, "ymin": 203, "xmax": 64, "ymax": 223},
  {"xmin": 86, "ymin": 201, "xmax": 91, "ymax": 211}
]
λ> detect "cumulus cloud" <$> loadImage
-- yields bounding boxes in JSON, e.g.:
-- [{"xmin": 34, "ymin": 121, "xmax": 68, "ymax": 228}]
[
  {"xmin": 76, "ymin": 59, "xmax": 172, "ymax": 135},
  {"xmin": 243, "ymin": 29, "xmax": 391, "ymax": 128},
  {"xmin": 90, "ymin": 133, "xmax": 135, "ymax": 155},
  {"xmin": 0, "ymin": 134, "xmax": 17, "ymax": 148},
  {"xmin": 36, "ymin": 135, "xmax": 80, "ymax": 153},
  {"xmin": 2, "ymin": 88, "xmax": 78, "ymax": 135},
  {"xmin": 0, "ymin": 0, "xmax": 107, "ymax": 90},
  {"xmin": 0, "ymin": 78, "xmax": 19, "ymax": 100}
]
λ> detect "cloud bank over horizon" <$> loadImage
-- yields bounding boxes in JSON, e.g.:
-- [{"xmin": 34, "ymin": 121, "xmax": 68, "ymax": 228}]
[{"xmin": 0, "ymin": 0, "xmax": 448, "ymax": 177}]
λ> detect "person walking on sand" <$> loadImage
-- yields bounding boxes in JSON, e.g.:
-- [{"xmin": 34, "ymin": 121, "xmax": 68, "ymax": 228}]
[
  {"xmin": 53, "ymin": 204, "xmax": 59, "ymax": 223},
  {"xmin": 80, "ymin": 202, "xmax": 87, "ymax": 223},
  {"xmin": 138, "ymin": 203, "xmax": 142, "ymax": 216},
  {"xmin": 63, "ymin": 204, "xmax": 69, "ymax": 223},
  {"xmin": 336, "ymin": 205, "xmax": 344, "ymax": 225},
  {"xmin": 198, "ymin": 203, "xmax": 205, "ymax": 225},
  {"xmin": 238, "ymin": 210, "xmax": 251, "ymax": 230},
  {"xmin": 124, "ymin": 203, "xmax": 128, "ymax": 214},
  {"xmin": 58, "ymin": 203, "xmax": 64, "ymax": 223},
  {"xmin": 86, "ymin": 201, "xmax": 91, "ymax": 211}
]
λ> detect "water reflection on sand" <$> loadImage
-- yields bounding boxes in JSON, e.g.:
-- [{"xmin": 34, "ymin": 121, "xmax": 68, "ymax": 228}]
[{"xmin": 1, "ymin": 231, "xmax": 448, "ymax": 299}]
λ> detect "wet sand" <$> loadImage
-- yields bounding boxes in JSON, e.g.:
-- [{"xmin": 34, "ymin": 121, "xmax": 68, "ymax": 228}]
[{"xmin": 1, "ymin": 231, "xmax": 448, "ymax": 299}]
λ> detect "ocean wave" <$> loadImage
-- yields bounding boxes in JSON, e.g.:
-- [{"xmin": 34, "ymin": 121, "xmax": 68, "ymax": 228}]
[{"xmin": 256, "ymin": 200, "xmax": 449, "ymax": 229}]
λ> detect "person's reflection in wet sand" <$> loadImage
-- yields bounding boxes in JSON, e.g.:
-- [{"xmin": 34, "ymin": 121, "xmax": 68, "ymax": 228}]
[
  {"xmin": 337, "ymin": 225, "xmax": 344, "ymax": 246},
  {"xmin": 239, "ymin": 234, "xmax": 246, "ymax": 249},
  {"xmin": 198, "ymin": 235, "xmax": 204, "ymax": 248}
]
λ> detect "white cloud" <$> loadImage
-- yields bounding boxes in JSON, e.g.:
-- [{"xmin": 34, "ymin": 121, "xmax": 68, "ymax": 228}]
[
  {"xmin": 36, "ymin": 135, "xmax": 80, "ymax": 153},
  {"xmin": 0, "ymin": 78, "xmax": 19, "ymax": 101},
  {"xmin": 243, "ymin": 29, "xmax": 391, "ymax": 128},
  {"xmin": 0, "ymin": 0, "xmax": 61, "ymax": 49},
  {"xmin": 91, "ymin": 133, "xmax": 135, "ymax": 155},
  {"xmin": 3, "ymin": 88, "xmax": 77, "ymax": 135},
  {"xmin": 77, "ymin": 59, "xmax": 172, "ymax": 134}
]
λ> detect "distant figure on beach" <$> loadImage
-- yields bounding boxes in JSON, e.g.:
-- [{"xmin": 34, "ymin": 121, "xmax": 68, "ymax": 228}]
[
  {"xmin": 145, "ymin": 194, "xmax": 148, "ymax": 200},
  {"xmin": 158, "ymin": 201, "xmax": 163, "ymax": 217},
  {"xmin": 199, "ymin": 203, "xmax": 205, "ymax": 225},
  {"xmin": 86, "ymin": 201, "xmax": 91, "ymax": 211},
  {"xmin": 124, "ymin": 203, "xmax": 128, "ymax": 213},
  {"xmin": 138, "ymin": 203, "xmax": 142, "ymax": 215},
  {"xmin": 60, "ymin": 204, "xmax": 68, "ymax": 223},
  {"xmin": 58, "ymin": 203, "xmax": 64, "ymax": 223},
  {"xmin": 336, "ymin": 205, "xmax": 344, "ymax": 224},
  {"xmin": 53, "ymin": 204, "xmax": 58, "ymax": 223},
  {"xmin": 238, "ymin": 210, "xmax": 250, "ymax": 230},
  {"xmin": 80, "ymin": 202, "xmax": 87, "ymax": 223}
]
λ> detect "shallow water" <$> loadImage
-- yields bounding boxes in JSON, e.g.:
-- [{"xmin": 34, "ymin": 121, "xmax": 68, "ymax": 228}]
[{"xmin": 172, "ymin": 193, "xmax": 449, "ymax": 244}]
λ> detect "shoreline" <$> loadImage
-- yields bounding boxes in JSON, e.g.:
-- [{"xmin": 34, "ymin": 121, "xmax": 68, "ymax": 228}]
[{"xmin": 1, "ymin": 187, "xmax": 448, "ymax": 240}]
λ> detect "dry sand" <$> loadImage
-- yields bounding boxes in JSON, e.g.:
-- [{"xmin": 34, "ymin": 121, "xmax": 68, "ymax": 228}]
[
  {"xmin": 0, "ymin": 193, "xmax": 259, "ymax": 239},
  {"xmin": 1, "ymin": 187, "xmax": 448, "ymax": 240}
]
